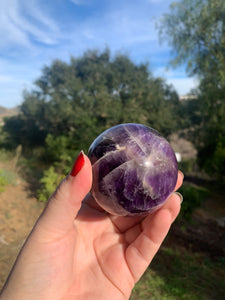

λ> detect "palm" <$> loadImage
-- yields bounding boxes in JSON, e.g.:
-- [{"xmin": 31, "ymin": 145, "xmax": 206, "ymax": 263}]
[
  {"xmin": 51, "ymin": 195, "xmax": 179, "ymax": 300},
  {"xmin": 72, "ymin": 201, "xmax": 137, "ymax": 299}
]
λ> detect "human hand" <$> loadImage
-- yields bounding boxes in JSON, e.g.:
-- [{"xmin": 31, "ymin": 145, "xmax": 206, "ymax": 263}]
[{"xmin": 0, "ymin": 151, "xmax": 183, "ymax": 300}]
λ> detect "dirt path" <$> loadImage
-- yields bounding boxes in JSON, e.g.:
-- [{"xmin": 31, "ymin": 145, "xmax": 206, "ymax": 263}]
[{"xmin": 0, "ymin": 178, "xmax": 44, "ymax": 289}]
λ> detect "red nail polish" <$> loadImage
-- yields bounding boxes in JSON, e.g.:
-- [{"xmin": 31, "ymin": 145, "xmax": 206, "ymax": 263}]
[{"xmin": 71, "ymin": 151, "xmax": 85, "ymax": 177}]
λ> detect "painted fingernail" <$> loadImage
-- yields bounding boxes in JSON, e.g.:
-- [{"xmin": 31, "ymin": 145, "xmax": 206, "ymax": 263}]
[
  {"xmin": 70, "ymin": 151, "xmax": 85, "ymax": 177},
  {"xmin": 174, "ymin": 192, "xmax": 183, "ymax": 204}
]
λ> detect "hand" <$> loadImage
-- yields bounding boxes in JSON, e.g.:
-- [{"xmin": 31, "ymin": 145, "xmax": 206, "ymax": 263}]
[{"xmin": 0, "ymin": 152, "xmax": 183, "ymax": 300}]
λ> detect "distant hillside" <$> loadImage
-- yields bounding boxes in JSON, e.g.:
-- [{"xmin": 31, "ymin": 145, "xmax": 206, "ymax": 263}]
[{"xmin": 0, "ymin": 106, "xmax": 20, "ymax": 126}]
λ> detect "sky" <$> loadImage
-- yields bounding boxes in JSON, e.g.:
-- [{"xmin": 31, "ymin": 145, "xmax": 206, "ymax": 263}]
[{"xmin": 0, "ymin": 0, "xmax": 199, "ymax": 108}]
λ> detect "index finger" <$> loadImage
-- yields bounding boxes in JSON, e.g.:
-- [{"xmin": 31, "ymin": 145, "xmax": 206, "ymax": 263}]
[{"xmin": 174, "ymin": 170, "xmax": 184, "ymax": 191}]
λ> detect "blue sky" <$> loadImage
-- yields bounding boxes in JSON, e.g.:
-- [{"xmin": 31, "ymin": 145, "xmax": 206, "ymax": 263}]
[{"xmin": 0, "ymin": 0, "xmax": 198, "ymax": 108}]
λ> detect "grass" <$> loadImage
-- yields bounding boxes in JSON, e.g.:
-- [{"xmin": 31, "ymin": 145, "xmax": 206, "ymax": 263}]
[
  {"xmin": 130, "ymin": 244, "xmax": 225, "ymax": 300},
  {"xmin": 0, "ymin": 171, "xmax": 8, "ymax": 192},
  {"xmin": 0, "ymin": 148, "xmax": 14, "ymax": 162},
  {"xmin": 0, "ymin": 148, "xmax": 20, "ymax": 192},
  {"xmin": 0, "ymin": 169, "xmax": 18, "ymax": 192}
]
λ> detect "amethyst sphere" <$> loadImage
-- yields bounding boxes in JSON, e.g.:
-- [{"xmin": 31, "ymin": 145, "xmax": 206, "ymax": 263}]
[{"xmin": 88, "ymin": 123, "xmax": 178, "ymax": 216}]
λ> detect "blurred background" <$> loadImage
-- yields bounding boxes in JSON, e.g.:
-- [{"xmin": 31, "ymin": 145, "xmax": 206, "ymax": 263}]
[{"xmin": 0, "ymin": 0, "xmax": 224, "ymax": 299}]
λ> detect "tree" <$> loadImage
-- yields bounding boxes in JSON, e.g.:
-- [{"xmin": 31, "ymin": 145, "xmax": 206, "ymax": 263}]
[
  {"xmin": 3, "ymin": 49, "xmax": 179, "ymax": 163},
  {"xmin": 158, "ymin": 0, "xmax": 225, "ymax": 181},
  {"xmin": 158, "ymin": 0, "xmax": 225, "ymax": 82}
]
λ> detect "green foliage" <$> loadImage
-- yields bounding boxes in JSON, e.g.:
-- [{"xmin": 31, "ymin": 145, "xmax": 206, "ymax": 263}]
[
  {"xmin": 0, "ymin": 169, "xmax": 18, "ymax": 192},
  {"xmin": 0, "ymin": 149, "xmax": 13, "ymax": 162},
  {"xmin": 201, "ymin": 136, "xmax": 225, "ymax": 184},
  {"xmin": 213, "ymin": 140, "xmax": 225, "ymax": 182},
  {"xmin": 178, "ymin": 98, "xmax": 202, "ymax": 129},
  {"xmin": 131, "ymin": 245, "xmax": 225, "ymax": 300},
  {"xmin": 2, "ymin": 49, "xmax": 179, "ymax": 157},
  {"xmin": 38, "ymin": 166, "xmax": 65, "ymax": 202},
  {"xmin": 178, "ymin": 184, "xmax": 209, "ymax": 220},
  {"xmin": 158, "ymin": 0, "xmax": 225, "ymax": 81},
  {"xmin": 157, "ymin": 0, "xmax": 225, "ymax": 182},
  {"xmin": 0, "ymin": 170, "xmax": 8, "ymax": 192},
  {"xmin": 45, "ymin": 134, "xmax": 71, "ymax": 162},
  {"xmin": 178, "ymin": 159, "xmax": 196, "ymax": 175},
  {"xmin": 196, "ymin": 81, "xmax": 225, "ymax": 177}
]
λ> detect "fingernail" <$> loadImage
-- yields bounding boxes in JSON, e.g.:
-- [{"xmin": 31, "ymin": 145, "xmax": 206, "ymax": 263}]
[
  {"xmin": 174, "ymin": 192, "xmax": 183, "ymax": 204},
  {"xmin": 70, "ymin": 151, "xmax": 85, "ymax": 177}
]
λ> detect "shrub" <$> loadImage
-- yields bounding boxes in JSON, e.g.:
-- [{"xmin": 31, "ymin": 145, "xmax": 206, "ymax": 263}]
[
  {"xmin": 198, "ymin": 136, "xmax": 225, "ymax": 185},
  {"xmin": 37, "ymin": 166, "xmax": 65, "ymax": 202},
  {"xmin": 211, "ymin": 139, "xmax": 225, "ymax": 184},
  {"xmin": 178, "ymin": 184, "xmax": 209, "ymax": 220},
  {"xmin": 0, "ymin": 169, "xmax": 17, "ymax": 192},
  {"xmin": 0, "ymin": 148, "xmax": 16, "ymax": 163},
  {"xmin": 0, "ymin": 170, "xmax": 8, "ymax": 192},
  {"xmin": 178, "ymin": 159, "xmax": 196, "ymax": 175},
  {"xmin": 45, "ymin": 134, "xmax": 71, "ymax": 162}
]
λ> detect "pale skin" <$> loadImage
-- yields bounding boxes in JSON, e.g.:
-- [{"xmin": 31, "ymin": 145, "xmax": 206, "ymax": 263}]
[{"xmin": 0, "ymin": 154, "xmax": 183, "ymax": 300}]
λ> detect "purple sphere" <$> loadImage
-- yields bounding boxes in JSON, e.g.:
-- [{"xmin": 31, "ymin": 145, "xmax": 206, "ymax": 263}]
[{"xmin": 88, "ymin": 123, "xmax": 178, "ymax": 216}]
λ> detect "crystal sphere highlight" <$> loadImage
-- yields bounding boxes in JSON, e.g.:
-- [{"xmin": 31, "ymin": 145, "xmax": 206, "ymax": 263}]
[{"xmin": 88, "ymin": 123, "xmax": 178, "ymax": 216}]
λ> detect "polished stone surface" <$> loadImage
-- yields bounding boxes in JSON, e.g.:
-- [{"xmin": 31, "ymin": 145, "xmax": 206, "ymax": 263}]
[{"xmin": 88, "ymin": 123, "xmax": 178, "ymax": 216}]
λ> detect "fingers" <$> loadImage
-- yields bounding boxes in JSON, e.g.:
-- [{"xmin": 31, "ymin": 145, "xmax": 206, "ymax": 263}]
[
  {"xmin": 125, "ymin": 192, "xmax": 181, "ymax": 283},
  {"xmin": 37, "ymin": 152, "xmax": 92, "ymax": 235},
  {"xmin": 174, "ymin": 170, "xmax": 184, "ymax": 191},
  {"xmin": 111, "ymin": 170, "xmax": 184, "ymax": 233}
]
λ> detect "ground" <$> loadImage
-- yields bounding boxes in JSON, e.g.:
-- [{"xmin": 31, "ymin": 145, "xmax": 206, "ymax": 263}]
[
  {"xmin": 0, "ymin": 175, "xmax": 44, "ymax": 289},
  {"xmin": 0, "ymin": 162, "xmax": 224, "ymax": 297},
  {"xmin": 172, "ymin": 193, "xmax": 225, "ymax": 258}
]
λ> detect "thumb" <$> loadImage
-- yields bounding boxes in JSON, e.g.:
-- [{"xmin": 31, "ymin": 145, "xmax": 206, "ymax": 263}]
[{"xmin": 37, "ymin": 151, "xmax": 92, "ymax": 234}]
